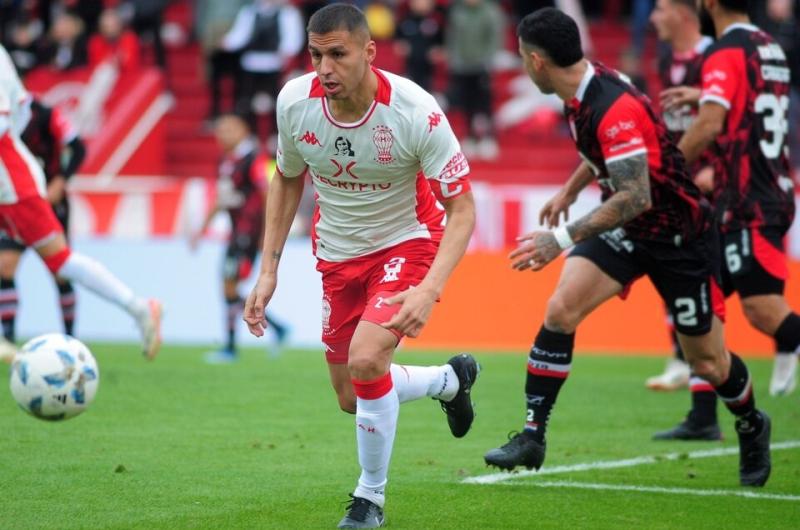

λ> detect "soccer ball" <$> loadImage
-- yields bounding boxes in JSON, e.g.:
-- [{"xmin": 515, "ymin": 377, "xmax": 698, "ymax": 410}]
[{"xmin": 9, "ymin": 333, "xmax": 99, "ymax": 421}]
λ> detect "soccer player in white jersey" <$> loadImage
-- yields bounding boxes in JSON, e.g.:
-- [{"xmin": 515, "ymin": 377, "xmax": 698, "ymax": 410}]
[
  {"xmin": 0, "ymin": 44, "xmax": 162, "ymax": 362},
  {"xmin": 243, "ymin": 4, "xmax": 477, "ymax": 528}
]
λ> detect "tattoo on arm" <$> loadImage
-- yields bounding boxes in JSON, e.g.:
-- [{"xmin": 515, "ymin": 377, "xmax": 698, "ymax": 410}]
[
  {"xmin": 271, "ymin": 251, "xmax": 282, "ymax": 261},
  {"xmin": 567, "ymin": 154, "xmax": 652, "ymax": 243}
]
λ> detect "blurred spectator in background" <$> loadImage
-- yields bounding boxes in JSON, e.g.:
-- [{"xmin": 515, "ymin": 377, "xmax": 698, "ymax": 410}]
[
  {"xmin": 5, "ymin": 16, "xmax": 45, "ymax": 75},
  {"xmin": 446, "ymin": 0, "xmax": 504, "ymax": 160},
  {"xmin": 394, "ymin": 0, "xmax": 443, "ymax": 92},
  {"xmin": 88, "ymin": 7, "xmax": 141, "ymax": 73},
  {"xmin": 222, "ymin": 0, "xmax": 304, "ymax": 148},
  {"xmin": 119, "ymin": 0, "xmax": 169, "ymax": 71},
  {"xmin": 754, "ymin": 0, "xmax": 800, "ymax": 175},
  {"xmin": 190, "ymin": 113, "xmax": 288, "ymax": 364},
  {"xmin": 41, "ymin": 10, "xmax": 88, "ymax": 71},
  {"xmin": 630, "ymin": 0, "xmax": 654, "ymax": 56},
  {"xmin": 618, "ymin": 47, "xmax": 648, "ymax": 93},
  {"xmin": 59, "ymin": 0, "xmax": 104, "ymax": 35},
  {"xmin": 195, "ymin": 0, "xmax": 249, "ymax": 123}
]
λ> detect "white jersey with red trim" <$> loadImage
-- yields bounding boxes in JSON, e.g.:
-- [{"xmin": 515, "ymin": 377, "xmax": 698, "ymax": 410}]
[
  {"xmin": 276, "ymin": 68, "xmax": 470, "ymax": 262},
  {"xmin": 0, "ymin": 45, "xmax": 46, "ymax": 204}
]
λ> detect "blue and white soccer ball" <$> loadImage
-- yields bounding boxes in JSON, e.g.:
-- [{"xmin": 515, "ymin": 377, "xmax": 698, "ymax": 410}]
[{"xmin": 9, "ymin": 333, "xmax": 99, "ymax": 421}]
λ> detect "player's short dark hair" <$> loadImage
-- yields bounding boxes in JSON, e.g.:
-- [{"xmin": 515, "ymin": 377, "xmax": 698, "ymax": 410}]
[
  {"xmin": 670, "ymin": 0, "xmax": 696, "ymax": 9},
  {"xmin": 307, "ymin": 3, "xmax": 370, "ymax": 36},
  {"xmin": 718, "ymin": 0, "xmax": 749, "ymax": 13},
  {"xmin": 517, "ymin": 8, "xmax": 583, "ymax": 68}
]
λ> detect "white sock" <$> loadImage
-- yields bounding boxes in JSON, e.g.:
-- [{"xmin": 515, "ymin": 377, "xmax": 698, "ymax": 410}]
[
  {"xmin": 57, "ymin": 252, "xmax": 145, "ymax": 317},
  {"xmin": 353, "ymin": 383, "xmax": 399, "ymax": 508},
  {"xmin": 390, "ymin": 363, "xmax": 458, "ymax": 403}
]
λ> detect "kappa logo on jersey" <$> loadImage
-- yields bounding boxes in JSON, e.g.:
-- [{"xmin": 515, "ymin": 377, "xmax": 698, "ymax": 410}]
[
  {"xmin": 299, "ymin": 131, "xmax": 323, "ymax": 146},
  {"xmin": 427, "ymin": 112, "xmax": 443, "ymax": 133},
  {"xmin": 373, "ymin": 125, "xmax": 395, "ymax": 164},
  {"xmin": 380, "ymin": 257, "xmax": 406, "ymax": 283}
]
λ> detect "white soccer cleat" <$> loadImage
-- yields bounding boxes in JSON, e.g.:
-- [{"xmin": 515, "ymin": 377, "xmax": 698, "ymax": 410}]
[
  {"xmin": 0, "ymin": 337, "xmax": 18, "ymax": 364},
  {"xmin": 137, "ymin": 299, "xmax": 163, "ymax": 361},
  {"xmin": 769, "ymin": 353, "xmax": 797, "ymax": 396},
  {"xmin": 646, "ymin": 358, "xmax": 690, "ymax": 391}
]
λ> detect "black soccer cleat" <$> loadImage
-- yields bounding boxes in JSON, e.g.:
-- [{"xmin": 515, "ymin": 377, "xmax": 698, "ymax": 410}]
[
  {"xmin": 737, "ymin": 411, "xmax": 771, "ymax": 487},
  {"xmin": 439, "ymin": 353, "xmax": 480, "ymax": 438},
  {"xmin": 337, "ymin": 495, "xmax": 385, "ymax": 529},
  {"xmin": 652, "ymin": 420, "xmax": 723, "ymax": 441},
  {"xmin": 484, "ymin": 430, "xmax": 546, "ymax": 471}
]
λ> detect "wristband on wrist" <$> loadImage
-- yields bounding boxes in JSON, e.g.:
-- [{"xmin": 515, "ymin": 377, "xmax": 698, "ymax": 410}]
[{"xmin": 553, "ymin": 225, "xmax": 575, "ymax": 250}]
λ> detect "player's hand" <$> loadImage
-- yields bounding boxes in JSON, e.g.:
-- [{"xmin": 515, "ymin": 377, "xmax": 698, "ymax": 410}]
[
  {"xmin": 381, "ymin": 286, "xmax": 437, "ymax": 338},
  {"xmin": 510, "ymin": 231, "xmax": 562, "ymax": 271},
  {"xmin": 243, "ymin": 273, "xmax": 277, "ymax": 337},
  {"xmin": 539, "ymin": 190, "xmax": 576, "ymax": 228},
  {"xmin": 659, "ymin": 86, "xmax": 701, "ymax": 112},
  {"xmin": 693, "ymin": 165, "xmax": 714, "ymax": 195}
]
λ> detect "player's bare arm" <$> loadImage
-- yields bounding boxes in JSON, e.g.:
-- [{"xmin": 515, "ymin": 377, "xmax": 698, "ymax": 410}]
[
  {"xmin": 539, "ymin": 161, "xmax": 593, "ymax": 228},
  {"xmin": 382, "ymin": 190, "xmax": 475, "ymax": 337},
  {"xmin": 659, "ymin": 85, "xmax": 702, "ymax": 112},
  {"xmin": 511, "ymin": 153, "xmax": 651, "ymax": 272},
  {"xmin": 244, "ymin": 171, "xmax": 306, "ymax": 337},
  {"xmin": 678, "ymin": 101, "xmax": 727, "ymax": 164}
]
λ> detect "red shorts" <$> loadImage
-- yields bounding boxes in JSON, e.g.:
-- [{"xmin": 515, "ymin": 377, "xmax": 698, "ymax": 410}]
[
  {"xmin": 0, "ymin": 196, "xmax": 63, "ymax": 248},
  {"xmin": 317, "ymin": 238, "xmax": 437, "ymax": 364}
]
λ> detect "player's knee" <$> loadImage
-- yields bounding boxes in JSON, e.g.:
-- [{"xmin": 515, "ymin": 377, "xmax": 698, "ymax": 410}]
[
  {"xmin": 347, "ymin": 355, "xmax": 384, "ymax": 381},
  {"xmin": 689, "ymin": 359, "xmax": 724, "ymax": 386},
  {"xmin": 544, "ymin": 295, "xmax": 579, "ymax": 333},
  {"xmin": 740, "ymin": 300, "xmax": 778, "ymax": 334}
]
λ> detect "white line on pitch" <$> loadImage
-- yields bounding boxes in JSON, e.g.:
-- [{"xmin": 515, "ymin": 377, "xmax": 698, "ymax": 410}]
[
  {"xmin": 500, "ymin": 480, "xmax": 800, "ymax": 502},
  {"xmin": 462, "ymin": 440, "xmax": 800, "ymax": 485}
]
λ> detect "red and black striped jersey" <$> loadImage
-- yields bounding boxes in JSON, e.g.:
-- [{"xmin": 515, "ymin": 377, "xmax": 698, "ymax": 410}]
[
  {"xmin": 216, "ymin": 137, "xmax": 269, "ymax": 239},
  {"xmin": 564, "ymin": 62, "xmax": 708, "ymax": 244},
  {"xmin": 21, "ymin": 100, "xmax": 77, "ymax": 183},
  {"xmin": 699, "ymin": 23, "xmax": 794, "ymax": 232},
  {"xmin": 658, "ymin": 36, "xmax": 713, "ymax": 137}
]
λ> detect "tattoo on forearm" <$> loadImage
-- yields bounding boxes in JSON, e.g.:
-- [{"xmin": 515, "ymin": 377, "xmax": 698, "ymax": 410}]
[
  {"xmin": 568, "ymin": 154, "xmax": 651, "ymax": 243},
  {"xmin": 271, "ymin": 251, "xmax": 282, "ymax": 261}
]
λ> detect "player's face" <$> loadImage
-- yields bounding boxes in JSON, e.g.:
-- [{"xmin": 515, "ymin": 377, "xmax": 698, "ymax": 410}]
[
  {"xmin": 308, "ymin": 30, "xmax": 376, "ymax": 100},
  {"xmin": 650, "ymin": 0, "xmax": 678, "ymax": 41},
  {"xmin": 519, "ymin": 39, "xmax": 554, "ymax": 94},
  {"xmin": 215, "ymin": 116, "xmax": 247, "ymax": 152}
]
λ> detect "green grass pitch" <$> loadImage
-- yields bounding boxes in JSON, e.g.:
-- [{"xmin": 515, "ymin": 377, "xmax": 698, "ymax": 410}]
[{"xmin": 1, "ymin": 345, "xmax": 798, "ymax": 529}]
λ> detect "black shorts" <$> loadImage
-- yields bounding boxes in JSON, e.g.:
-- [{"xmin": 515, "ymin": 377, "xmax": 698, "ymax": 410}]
[
  {"xmin": 0, "ymin": 198, "xmax": 69, "ymax": 252},
  {"xmin": 223, "ymin": 232, "xmax": 259, "ymax": 281},
  {"xmin": 720, "ymin": 226, "xmax": 787, "ymax": 298},
  {"xmin": 569, "ymin": 227, "xmax": 724, "ymax": 336}
]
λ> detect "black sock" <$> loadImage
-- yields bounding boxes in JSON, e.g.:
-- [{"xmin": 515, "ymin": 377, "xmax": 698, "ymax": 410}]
[
  {"xmin": 524, "ymin": 325, "xmax": 574, "ymax": 443},
  {"xmin": 58, "ymin": 281, "xmax": 76, "ymax": 336},
  {"xmin": 686, "ymin": 376, "xmax": 718, "ymax": 426},
  {"xmin": 225, "ymin": 295, "xmax": 242, "ymax": 353},
  {"xmin": 774, "ymin": 313, "xmax": 800, "ymax": 354},
  {"xmin": 714, "ymin": 353, "xmax": 763, "ymax": 436},
  {"xmin": 0, "ymin": 278, "xmax": 17, "ymax": 342}
]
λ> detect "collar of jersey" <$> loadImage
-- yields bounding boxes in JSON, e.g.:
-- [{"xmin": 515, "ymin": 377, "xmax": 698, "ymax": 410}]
[
  {"xmin": 314, "ymin": 67, "xmax": 392, "ymax": 129},
  {"xmin": 568, "ymin": 61, "xmax": 595, "ymax": 108},
  {"xmin": 723, "ymin": 22, "xmax": 759, "ymax": 36}
]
